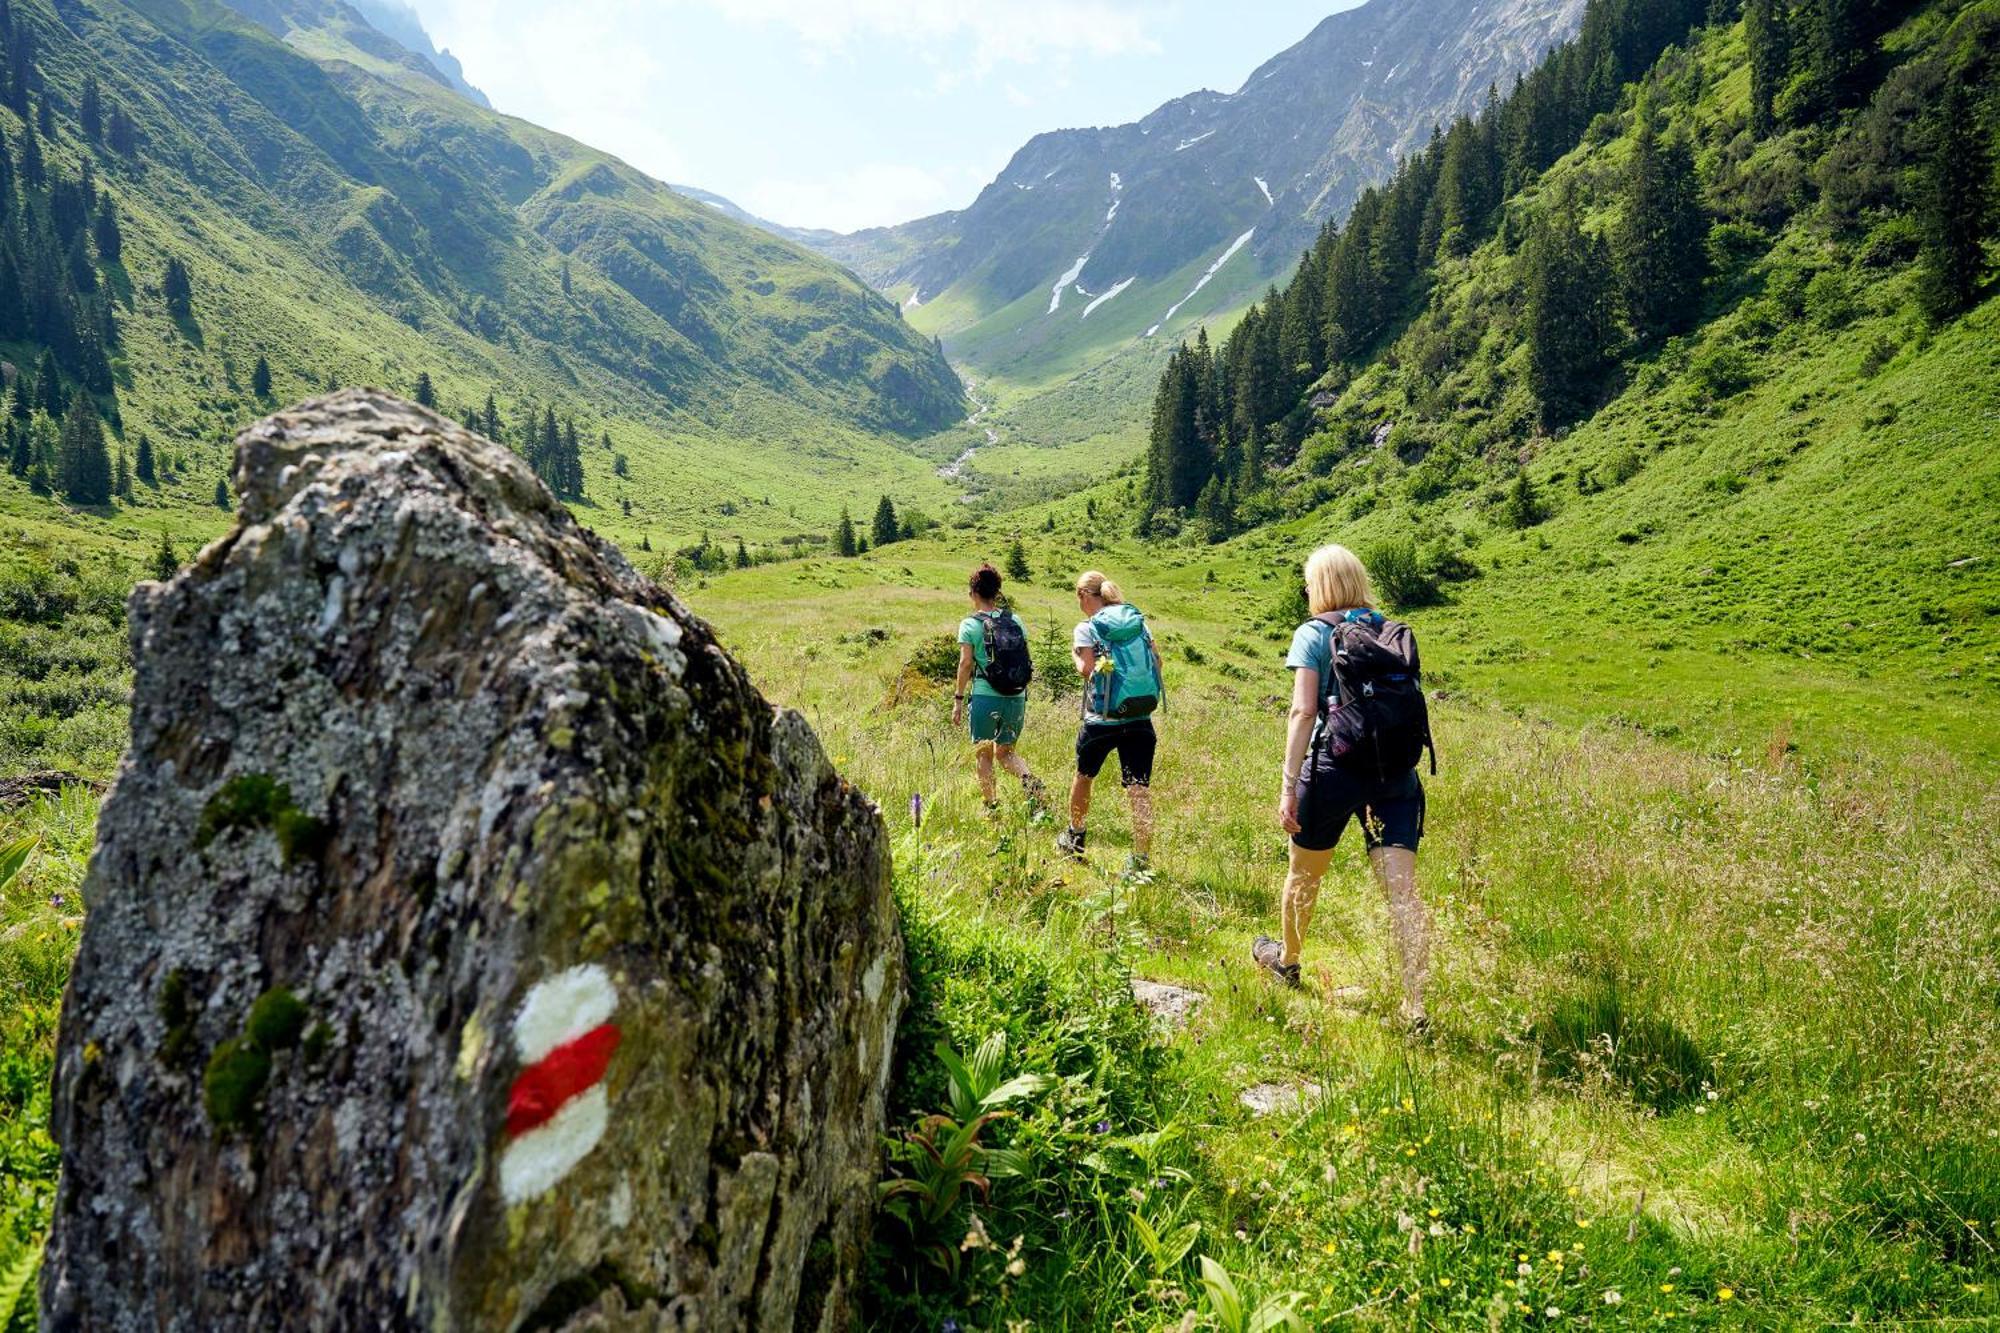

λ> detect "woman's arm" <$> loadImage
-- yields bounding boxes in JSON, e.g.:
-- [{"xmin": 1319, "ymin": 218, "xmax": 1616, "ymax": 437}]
[
  {"xmin": 1278, "ymin": 667, "xmax": 1318, "ymax": 833},
  {"xmin": 1073, "ymin": 643, "xmax": 1096, "ymax": 679},
  {"xmin": 954, "ymin": 643, "xmax": 975, "ymax": 724}
]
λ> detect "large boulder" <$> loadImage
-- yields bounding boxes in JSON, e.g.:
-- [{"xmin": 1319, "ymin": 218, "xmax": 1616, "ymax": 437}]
[{"xmin": 42, "ymin": 391, "xmax": 903, "ymax": 1330}]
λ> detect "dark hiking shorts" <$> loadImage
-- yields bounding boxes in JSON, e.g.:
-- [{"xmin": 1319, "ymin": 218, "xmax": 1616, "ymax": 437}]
[
  {"xmin": 1076, "ymin": 720, "xmax": 1157, "ymax": 787},
  {"xmin": 1292, "ymin": 764, "xmax": 1424, "ymax": 853}
]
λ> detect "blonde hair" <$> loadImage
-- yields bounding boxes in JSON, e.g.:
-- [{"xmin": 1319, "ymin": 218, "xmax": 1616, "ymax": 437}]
[
  {"xmin": 1303, "ymin": 544, "xmax": 1374, "ymax": 616},
  {"xmin": 1075, "ymin": 570, "xmax": 1124, "ymax": 604}
]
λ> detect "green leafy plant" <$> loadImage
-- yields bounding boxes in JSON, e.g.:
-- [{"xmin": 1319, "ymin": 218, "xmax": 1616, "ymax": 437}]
[
  {"xmin": 935, "ymin": 1033, "xmax": 1050, "ymax": 1124},
  {"xmin": 0, "ymin": 838, "xmax": 36, "ymax": 895},
  {"xmin": 1196, "ymin": 1256, "xmax": 1305, "ymax": 1333},
  {"xmin": 0, "ymin": 1233, "xmax": 43, "ymax": 1333}
]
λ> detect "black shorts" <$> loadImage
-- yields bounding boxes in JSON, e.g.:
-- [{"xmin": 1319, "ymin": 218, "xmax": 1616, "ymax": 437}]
[
  {"xmin": 1292, "ymin": 764, "xmax": 1424, "ymax": 853},
  {"xmin": 1076, "ymin": 720, "xmax": 1157, "ymax": 787}
]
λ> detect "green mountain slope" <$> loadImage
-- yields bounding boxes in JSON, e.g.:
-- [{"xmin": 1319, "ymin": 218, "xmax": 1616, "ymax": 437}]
[
  {"xmin": 1135, "ymin": 0, "xmax": 1999, "ymax": 762},
  {"xmin": 0, "ymin": 0, "xmax": 963, "ymax": 560}
]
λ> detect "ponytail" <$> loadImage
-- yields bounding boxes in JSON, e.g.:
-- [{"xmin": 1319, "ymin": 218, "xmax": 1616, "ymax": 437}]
[{"xmin": 1075, "ymin": 570, "xmax": 1125, "ymax": 605}]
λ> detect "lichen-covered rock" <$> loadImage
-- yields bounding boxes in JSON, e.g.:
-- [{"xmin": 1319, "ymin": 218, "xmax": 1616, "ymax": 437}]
[{"xmin": 42, "ymin": 391, "xmax": 903, "ymax": 1331}]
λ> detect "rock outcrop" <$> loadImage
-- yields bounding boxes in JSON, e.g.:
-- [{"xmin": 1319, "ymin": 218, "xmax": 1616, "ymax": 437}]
[{"xmin": 42, "ymin": 391, "xmax": 903, "ymax": 1331}]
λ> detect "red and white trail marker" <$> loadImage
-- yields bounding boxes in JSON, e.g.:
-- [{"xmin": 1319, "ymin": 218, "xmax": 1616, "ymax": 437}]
[{"xmin": 498, "ymin": 963, "xmax": 622, "ymax": 1204}]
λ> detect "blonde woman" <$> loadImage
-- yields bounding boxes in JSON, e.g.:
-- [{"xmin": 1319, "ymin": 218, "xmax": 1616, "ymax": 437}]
[
  {"xmin": 1056, "ymin": 571, "xmax": 1163, "ymax": 873},
  {"xmin": 1252, "ymin": 544, "xmax": 1434, "ymax": 1034}
]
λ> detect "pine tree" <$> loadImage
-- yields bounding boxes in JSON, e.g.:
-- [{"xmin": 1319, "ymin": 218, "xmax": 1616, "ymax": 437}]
[
  {"xmin": 1915, "ymin": 76, "xmax": 1990, "ymax": 324},
  {"xmin": 1616, "ymin": 113, "xmax": 1709, "ymax": 343},
  {"xmin": 251, "ymin": 355, "xmax": 272, "ymax": 398},
  {"xmin": 34, "ymin": 349, "xmax": 62, "ymax": 417},
  {"xmin": 107, "ymin": 105, "xmax": 137, "ymax": 156},
  {"xmin": 1005, "ymin": 538, "xmax": 1031, "ymax": 582},
  {"xmin": 93, "ymin": 196, "xmax": 121, "ymax": 264},
  {"xmin": 7, "ymin": 374, "xmax": 28, "ymax": 423},
  {"xmin": 835, "ymin": 508, "xmax": 857, "ymax": 557},
  {"xmin": 214, "ymin": 477, "xmax": 231, "ymax": 510},
  {"xmin": 734, "ymin": 539, "xmax": 750, "ymax": 569},
  {"xmin": 1743, "ymin": 0, "xmax": 1788, "ymax": 138},
  {"xmin": 481, "ymin": 392, "xmax": 501, "ymax": 440},
  {"xmin": 80, "ymin": 75, "xmax": 103, "ymax": 144},
  {"xmin": 413, "ymin": 371, "xmax": 437, "ymax": 408},
  {"xmin": 162, "ymin": 256, "xmax": 192, "ymax": 320},
  {"xmin": 7, "ymin": 421, "xmax": 28, "ymax": 476},
  {"xmin": 1503, "ymin": 472, "xmax": 1548, "ymax": 529},
  {"xmin": 152, "ymin": 530, "xmax": 180, "ymax": 581},
  {"xmin": 18, "ymin": 118, "xmax": 43, "ymax": 187},
  {"xmin": 135, "ymin": 431, "xmax": 155, "ymax": 485},
  {"xmin": 57, "ymin": 390, "xmax": 111, "ymax": 505},
  {"xmin": 871, "ymin": 494, "xmax": 898, "ymax": 548},
  {"xmin": 114, "ymin": 444, "xmax": 131, "ymax": 498}
]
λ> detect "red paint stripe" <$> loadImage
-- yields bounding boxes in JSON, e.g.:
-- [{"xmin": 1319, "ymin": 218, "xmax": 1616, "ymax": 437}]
[{"xmin": 505, "ymin": 1024, "xmax": 621, "ymax": 1137}]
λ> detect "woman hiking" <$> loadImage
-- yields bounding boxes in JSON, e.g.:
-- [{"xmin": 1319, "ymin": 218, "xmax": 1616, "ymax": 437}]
[
  {"xmin": 1056, "ymin": 571, "xmax": 1163, "ymax": 874},
  {"xmin": 1252, "ymin": 544, "xmax": 1435, "ymax": 1035},
  {"xmin": 953, "ymin": 563, "xmax": 1047, "ymax": 815}
]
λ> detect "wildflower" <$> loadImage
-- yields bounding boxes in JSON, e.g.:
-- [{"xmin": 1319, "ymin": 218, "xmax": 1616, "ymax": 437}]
[
  {"xmin": 1007, "ymin": 1256, "xmax": 1026, "ymax": 1277},
  {"xmin": 1518, "ymin": 1263, "xmax": 1533, "ymax": 1277},
  {"xmin": 1401, "ymin": 1097, "xmax": 1414, "ymax": 1112},
  {"xmin": 1602, "ymin": 1290, "xmax": 1624, "ymax": 1306},
  {"xmin": 1717, "ymin": 1288, "xmax": 1735, "ymax": 1302},
  {"xmin": 1404, "ymin": 1147, "xmax": 1418, "ymax": 1158},
  {"xmin": 50, "ymin": 893, "xmax": 65, "ymax": 909},
  {"xmin": 1322, "ymin": 1240, "xmax": 1338, "ymax": 1255},
  {"xmin": 1548, "ymin": 1250, "xmax": 1565, "ymax": 1264},
  {"xmin": 1661, "ymin": 1283, "xmax": 1676, "ymax": 1293},
  {"xmin": 1428, "ymin": 1208, "xmax": 1440, "ymax": 1218},
  {"xmin": 1546, "ymin": 1307, "xmax": 1562, "ymax": 1319},
  {"xmin": 1577, "ymin": 1217, "xmax": 1592, "ymax": 1229},
  {"xmin": 1439, "ymin": 1278, "xmax": 1453, "ymax": 1289},
  {"xmin": 941, "ymin": 1321, "xmax": 962, "ymax": 1333},
  {"xmin": 1966, "ymin": 1284, "xmax": 1985, "ymax": 1295},
  {"xmin": 1093, "ymin": 1120, "xmax": 1110, "ymax": 1134},
  {"xmin": 1463, "ymin": 1224, "xmax": 1478, "ymax": 1235}
]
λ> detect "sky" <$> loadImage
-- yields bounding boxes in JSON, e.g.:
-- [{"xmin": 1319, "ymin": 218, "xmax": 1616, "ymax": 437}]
[{"xmin": 414, "ymin": 0, "xmax": 1366, "ymax": 234}]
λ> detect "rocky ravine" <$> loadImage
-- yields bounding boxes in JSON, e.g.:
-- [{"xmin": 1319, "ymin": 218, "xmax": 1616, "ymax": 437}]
[{"xmin": 42, "ymin": 391, "xmax": 903, "ymax": 1331}]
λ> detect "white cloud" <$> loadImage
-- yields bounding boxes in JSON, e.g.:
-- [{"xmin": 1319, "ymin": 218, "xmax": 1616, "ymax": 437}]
[{"xmin": 742, "ymin": 162, "xmax": 985, "ymax": 234}]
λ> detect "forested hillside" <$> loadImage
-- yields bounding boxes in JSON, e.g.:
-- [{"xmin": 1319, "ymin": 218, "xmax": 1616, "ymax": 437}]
[
  {"xmin": 1137, "ymin": 0, "xmax": 1998, "ymax": 752},
  {"xmin": 0, "ymin": 0, "xmax": 963, "ymax": 568}
]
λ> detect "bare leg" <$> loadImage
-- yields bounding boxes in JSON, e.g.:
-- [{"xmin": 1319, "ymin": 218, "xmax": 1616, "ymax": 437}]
[
  {"xmin": 1369, "ymin": 846, "xmax": 1429, "ymax": 1022},
  {"xmin": 1069, "ymin": 772, "xmax": 1094, "ymax": 830},
  {"xmin": 1280, "ymin": 844, "xmax": 1335, "ymax": 966},
  {"xmin": 974, "ymin": 742, "xmax": 997, "ymax": 805},
  {"xmin": 1125, "ymin": 782, "xmax": 1154, "ymax": 858},
  {"xmin": 995, "ymin": 744, "xmax": 1032, "ymax": 782}
]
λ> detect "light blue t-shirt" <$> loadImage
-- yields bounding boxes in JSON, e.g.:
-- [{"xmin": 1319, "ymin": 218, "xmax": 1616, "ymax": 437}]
[
  {"xmin": 959, "ymin": 611, "xmax": 1021, "ymax": 700},
  {"xmin": 1286, "ymin": 610, "xmax": 1386, "ymax": 718}
]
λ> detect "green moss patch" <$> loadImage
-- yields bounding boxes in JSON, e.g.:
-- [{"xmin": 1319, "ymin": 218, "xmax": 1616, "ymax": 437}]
[
  {"xmin": 196, "ymin": 774, "xmax": 329, "ymax": 865},
  {"xmin": 201, "ymin": 1037, "xmax": 271, "ymax": 1132}
]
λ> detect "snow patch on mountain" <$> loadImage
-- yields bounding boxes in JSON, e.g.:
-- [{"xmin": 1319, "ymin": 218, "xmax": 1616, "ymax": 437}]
[
  {"xmin": 1254, "ymin": 176, "xmax": 1273, "ymax": 205},
  {"xmin": 1146, "ymin": 229, "xmax": 1256, "ymax": 337},
  {"xmin": 1082, "ymin": 277, "xmax": 1136, "ymax": 319},
  {"xmin": 1049, "ymin": 253, "xmax": 1091, "ymax": 315},
  {"xmin": 1175, "ymin": 130, "xmax": 1217, "ymax": 152}
]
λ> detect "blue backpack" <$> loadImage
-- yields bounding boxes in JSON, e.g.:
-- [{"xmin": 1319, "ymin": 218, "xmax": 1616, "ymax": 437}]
[{"xmin": 1086, "ymin": 604, "xmax": 1161, "ymax": 721}]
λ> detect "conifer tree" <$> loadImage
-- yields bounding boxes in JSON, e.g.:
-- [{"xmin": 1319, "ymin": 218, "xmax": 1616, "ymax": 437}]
[
  {"xmin": 481, "ymin": 392, "xmax": 501, "ymax": 440},
  {"xmin": 1005, "ymin": 538, "xmax": 1031, "ymax": 582},
  {"xmin": 7, "ymin": 374, "xmax": 28, "ymax": 423},
  {"xmin": 871, "ymin": 494, "xmax": 898, "ymax": 548},
  {"xmin": 18, "ymin": 117, "xmax": 43, "ymax": 187},
  {"xmin": 93, "ymin": 196, "xmax": 121, "ymax": 264},
  {"xmin": 152, "ymin": 530, "xmax": 180, "ymax": 581},
  {"xmin": 413, "ymin": 371, "xmax": 437, "ymax": 408},
  {"xmin": 7, "ymin": 421, "xmax": 28, "ymax": 476},
  {"xmin": 114, "ymin": 444, "xmax": 131, "ymax": 498},
  {"xmin": 1616, "ymin": 114, "xmax": 1709, "ymax": 343},
  {"xmin": 214, "ymin": 477, "xmax": 231, "ymax": 510},
  {"xmin": 34, "ymin": 350, "xmax": 61, "ymax": 417},
  {"xmin": 1504, "ymin": 472, "xmax": 1548, "ymax": 529},
  {"xmin": 135, "ymin": 431, "xmax": 155, "ymax": 485},
  {"xmin": 80, "ymin": 75, "xmax": 103, "ymax": 144},
  {"xmin": 251, "ymin": 355, "xmax": 272, "ymax": 398},
  {"xmin": 1914, "ymin": 76, "xmax": 1989, "ymax": 324},
  {"xmin": 162, "ymin": 255, "xmax": 192, "ymax": 320},
  {"xmin": 1743, "ymin": 0, "xmax": 1788, "ymax": 138},
  {"xmin": 58, "ymin": 390, "xmax": 111, "ymax": 505},
  {"xmin": 735, "ymin": 539, "xmax": 750, "ymax": 569},
  {"xmin": 1526, "ymin": 211, "xmax": 1617, "ymax": 428},
  {"xmin": 107, "ymin": 105, "xmax": 137, "ymax": 156},
  {"xmin": 835, "ymin": 507, "xmax": 857, "ymax": 557}
]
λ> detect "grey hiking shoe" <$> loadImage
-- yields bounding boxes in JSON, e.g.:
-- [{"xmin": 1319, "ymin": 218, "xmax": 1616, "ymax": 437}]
[
  {"xmin": 1056, "ymin": 826, "xmax": 1087, "ymax": 859},
  {"xmin": 1252, "ymin": 935, "xmax": 1301, "ymax": 988}
]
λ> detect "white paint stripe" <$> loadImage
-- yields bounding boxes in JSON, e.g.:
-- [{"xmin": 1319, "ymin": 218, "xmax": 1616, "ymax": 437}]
[
  {"xmin": 499, "ymin": 1086, "xmax": 609, "ymax": 1203},
  {"xmin": 513, "ymin": 964, "xmax": 616, "ymax": 1063}
]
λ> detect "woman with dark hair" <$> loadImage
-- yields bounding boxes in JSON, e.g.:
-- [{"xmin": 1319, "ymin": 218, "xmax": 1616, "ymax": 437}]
[{"xmin": 953, "ymin": 563, "xmax": 1047, "ymax": 814}]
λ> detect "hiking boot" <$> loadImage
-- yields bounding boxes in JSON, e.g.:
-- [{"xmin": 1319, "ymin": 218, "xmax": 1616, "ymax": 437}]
[
  {"xmin": 1056, "ymin": 826, "xmax": 1087, "ymax": 859},
  {"xmin": 1251, "ymin": 935, "xmax": 1301, "ymax": 988}
]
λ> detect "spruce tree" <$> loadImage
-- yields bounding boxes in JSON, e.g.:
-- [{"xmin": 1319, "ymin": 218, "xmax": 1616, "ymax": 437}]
[
  {"xmin": 1915, "ymin": 76, "xmax": 1990, "ymax": 324},
  {"xmin": 18, "ymin": 119, "xmax": 42, "ymax": 188},
  {"xmin": 481, "ymin": 392, "xmax": 502, "ymax": 440},
  {"xmin": 7, "ymin": 374, "xmax": 28, "ymax": 422},
  {"xmin": 7, "ymin": 420, "xmax": 28, "ymax": 476},
  {"xmin": 162, "ymin": 256, "xmax": 192, "ymax": 320},
  {"xmin": 871, "ymin": 495, "xmax": 898, "ymax": 548},
  {"xmin": 1744, "ymin": 0, "xmax": 1788, "ymax": 138},
  {"xmin": 135, "ymin": 431, "xmax": 155, "ymax": 484},
  {"xmin": 835, "ymin": 508, "xmax": 857, "ymax": 557},
  {"xmin": 152, "ymin": 530, "xmax": 180, "ymax": 581},
  {"xmin": 413, "ymin": 371, "xmax": 437, "ymax": 408},
  {"xmin": 93, "ymin": 196, "xmax": 121, "ymax": 264},
  {"xmin": 114, "ymin": 444, "xmax": 131, "ymax": 498},
  {"xmin": 1616, "ymin": 114, "xmax": 1708, "ymax": 343},
  {"xmin": 1503, "ymin": 472, "xmax": 1548, "ymax": 529},
  {"xmin": 107, "ymin": 105, "xmax": 137, "ymax": 156},
  {"xmin": 58, "ymin": 390, "xmax": 111, "ymax": 505},
  {"xmin": 214, "ymin": 477, "xmax": 231, "ymax": 510},
  {"xmin": 1526, "ymin": 211, "xmax": 1617, "ymax": 428},
  {"xmin": 251, "ymin": 355, "xmax": 272, "ymax": 398},
  {"xmin": 1005, "ymin": 538, "xmax": 1031, "ymax": 582},
  {"xmin": 35, "ymin": 349, "xmax": 62, "ymax": 417},
  {"xmin": 734, "ymin": 539, "xmax": 750, "ymax": 569},
  {"xmin": 80, "ymin": 75, "xmax": 103, "ymax": 144}
]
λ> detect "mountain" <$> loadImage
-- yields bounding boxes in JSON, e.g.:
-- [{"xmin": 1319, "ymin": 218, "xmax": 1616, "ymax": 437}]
[
  {"xmin": 0, "ymin": 0, "xmax": 963, "ymax": 566},
  {"xmin": 814, "ymin": 0, "xmax": 1586, "ymax": 389},
  {"xmin": 668, "ymin": 182, "xmax": 837, "ymax": 250},
  {"xmin": 346, "ymin": 0, "xmax": 490, "ymax": 107}
]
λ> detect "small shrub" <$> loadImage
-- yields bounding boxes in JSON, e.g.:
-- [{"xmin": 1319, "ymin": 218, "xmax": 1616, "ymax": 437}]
[
  {"xmin": 1688, "ymin": 342, "xmax": 1758, "ymax": 400},
  {"xmin": 1365, "ymin": 536, "xmax": 1442, "ymax": 610},
  {"xmin": 1803, "ymin": 270, "xmax": 1858, "ymax": 329},
  {"xmin": 902, "ymin": 634, "xmax": 960, "ymax": 686}
]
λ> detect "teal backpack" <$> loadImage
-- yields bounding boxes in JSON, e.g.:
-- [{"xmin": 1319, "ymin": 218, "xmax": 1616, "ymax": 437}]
[{"xmin": 1086, "ymin": 604, "xmax": 1162, "ymax": 721}]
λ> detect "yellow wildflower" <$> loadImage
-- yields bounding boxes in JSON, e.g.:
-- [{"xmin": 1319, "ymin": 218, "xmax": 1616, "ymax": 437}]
[{"xmin": 1717, "ymin": 1289, "xmax": 1735, "ymax": 1302}]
